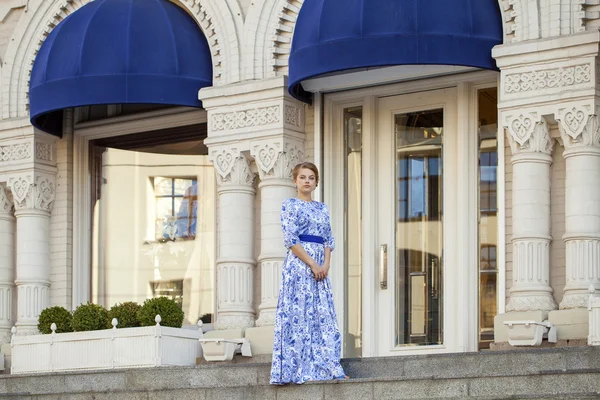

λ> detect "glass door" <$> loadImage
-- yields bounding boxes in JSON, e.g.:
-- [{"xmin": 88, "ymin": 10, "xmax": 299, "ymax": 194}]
[
  {"xmin": 376, "ymin": 89, "xmax": 459, "ymax": 355},
  {"xmin": 395, "ymin": 110, "xmax": 443, "ymax": 346}
]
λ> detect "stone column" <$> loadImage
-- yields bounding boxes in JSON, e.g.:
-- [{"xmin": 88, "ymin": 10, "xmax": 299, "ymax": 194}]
[
  {"xmin": 7, "ymin": 172, "xmax": 56, "ymax": 334},
  {"xmin": 556, "ymin": 105, "xmax": 600, "ymax": 309},
  {"xmin": 504, "ymin": 113, "xmax": 557, "ymax": 312},
  {"xmin": 210, "ymin": 150, "xmax": 257, "ymax": 330},
  {"xmin": 0, "ymin": 183, "xmax": 15, "ymax": 343},
  {"xmin": 251, "ymin": 140, "xmax": 303, "ymax": 326}
]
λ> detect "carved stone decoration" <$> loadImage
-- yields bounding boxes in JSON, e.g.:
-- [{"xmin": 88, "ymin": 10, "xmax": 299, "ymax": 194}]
[
  {"xmin": 557, "ymin": 105, "xmax": 600, "ymax": 149},
  {"xmin": 212, "ymin": 106, "xmax": 281, "ymax": 131},
  {"xmin": 505, "ymin": 64, "xmax": 591, "ymax": 94},
  {"xmin": 210, "ymin": 147, "xmax": 240, "ymax": 179},
  {"xmin": 7, "ymin": 174, "xmax": 56, "ymax": 213},
  {"xmin": 505, "ymin": 114, "xmax": 553, "ymax": 155},
  {"xmin": 266, "ymin": 0, "xmax": 305, "ymax": 77},
  {"xmin": 0, "ymin": 143, "xmax": 32, "ymax": 163},
  {"xmin": 284, "ymin": 105, "xmax": 301, "ymax": 127},
  {"xmin": 0, "ymin": 183, "xmax": 14, "ymax": 214},
  {"xmin": 210, "ymin": 147, "xmax": 256, "ymax": 186},
  {"xmin": 251, "ymin": 141, "xmax": 305, "ymax": 180},
  {"xmin": 35, "ymin": 142, "xmax": 53, "ymax": 162}
]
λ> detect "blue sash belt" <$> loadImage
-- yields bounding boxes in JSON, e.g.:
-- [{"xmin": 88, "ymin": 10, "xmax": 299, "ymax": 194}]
[{"xmin": 298, "ymin": 234, "xmax": 325, "ymax": 245}]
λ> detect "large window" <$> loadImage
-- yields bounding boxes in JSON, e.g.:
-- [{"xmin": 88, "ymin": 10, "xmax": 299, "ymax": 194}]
[
  {"xmin": 478, "ymin": 87, "xmax": 498, "ymax": 347},
  {"xmin": 90, "ymin": 130, "xmax": 215, "ymax": 326}
]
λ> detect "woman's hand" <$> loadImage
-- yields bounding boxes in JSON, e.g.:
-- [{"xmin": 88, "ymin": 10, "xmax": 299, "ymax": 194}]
[
  {"xmin": 308, "ymin": 260, "xmax": 325, "ymax": 281},
  {"xmin": 322, "ymin": 263, "xmax": 330, "ymax": 278}
]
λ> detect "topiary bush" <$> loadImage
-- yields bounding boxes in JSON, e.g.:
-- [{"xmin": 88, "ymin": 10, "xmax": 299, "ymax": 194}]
[
  {"xmin": 72, "ymin": 303, "xmax": 111, "ymax": 332},
  {"xmin": 37, "ymin": 306, "xmax": 73, "ymax": 334},
  {"xmin": 108, "ymin": 302, "xmax": 141, "ymax": 328},
  {"xmin": 137, "ymin": 297, "xmax": 184, "ymax": 328}
]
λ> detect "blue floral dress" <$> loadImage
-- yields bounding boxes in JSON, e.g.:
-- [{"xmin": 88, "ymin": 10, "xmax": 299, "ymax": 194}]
[{"xmin": 270, "ymin": 198, "xmax": 346, "ymax": 385}]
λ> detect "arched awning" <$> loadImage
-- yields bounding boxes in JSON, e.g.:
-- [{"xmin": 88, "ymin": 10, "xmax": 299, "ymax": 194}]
[
  {"xmin": 289, "ymin": 0, "xmax": 503, "ymax": 102},
  {"xmin": 30, "ymin": 0, "xmax": 213, "ymax": 136}
]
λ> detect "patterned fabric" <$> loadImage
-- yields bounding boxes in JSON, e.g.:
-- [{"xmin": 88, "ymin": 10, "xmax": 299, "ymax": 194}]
[{"xmin": 270, "ymin": 198, "xmax": 346, "ymax": 385}]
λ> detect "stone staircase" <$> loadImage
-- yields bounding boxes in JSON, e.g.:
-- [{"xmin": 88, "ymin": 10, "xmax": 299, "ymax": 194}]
[{"xmin": 1, "ymin": 347, "xmax": 600, "ymax": 399}]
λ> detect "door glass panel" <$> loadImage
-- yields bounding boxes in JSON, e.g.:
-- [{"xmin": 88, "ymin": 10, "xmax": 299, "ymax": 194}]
[
  {"xmin": 478, "ymin": 88, "xmax": 498, "ymax": 347},
  {"xmin": 395, "ymin": 109, "xmax": 443, "ymax": 346},
  {"xmin": 344, "ymin": 106, "xmax": 363, "ymax": 357}
]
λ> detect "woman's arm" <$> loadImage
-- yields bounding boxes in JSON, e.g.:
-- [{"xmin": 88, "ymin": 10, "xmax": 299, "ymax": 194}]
[{"xmin": 322, "ymin": 247, "xmax": 331, "ymax": 278}]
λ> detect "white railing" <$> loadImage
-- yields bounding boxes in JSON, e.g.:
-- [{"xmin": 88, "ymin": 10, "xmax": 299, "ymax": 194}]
[
  {"xmin": 11, "ymin": 316, "xmax": 203, "ymax": 374},
  {"xmin": 588, "ymin": 286, "xmax": 600, "ymax": 346}
]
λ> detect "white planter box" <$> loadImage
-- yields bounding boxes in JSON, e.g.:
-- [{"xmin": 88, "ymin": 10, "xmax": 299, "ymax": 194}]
[{"xmin": 10, "ymin": 325, "xmax": 203, "ymax": 374}]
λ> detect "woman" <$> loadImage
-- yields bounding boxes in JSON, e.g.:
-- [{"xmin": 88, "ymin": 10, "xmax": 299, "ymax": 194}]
[{"xmin": 270, "ymin": 162, "xmax": 347, "ymax": 385}]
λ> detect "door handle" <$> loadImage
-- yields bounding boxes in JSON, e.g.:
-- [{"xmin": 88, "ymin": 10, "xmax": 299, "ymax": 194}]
[
  {"xmin": 380, "ymin": 244, "xmax": 388, "ymax": 290},
  {"xmin": 431, "ymin": 257, "xmax": 438, "ymax": 299}
]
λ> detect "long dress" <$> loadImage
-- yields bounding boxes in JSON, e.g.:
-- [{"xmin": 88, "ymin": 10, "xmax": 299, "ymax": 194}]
[{"xmin": 270, "ymin": 197, "xmax": 346, "ymax": 385}]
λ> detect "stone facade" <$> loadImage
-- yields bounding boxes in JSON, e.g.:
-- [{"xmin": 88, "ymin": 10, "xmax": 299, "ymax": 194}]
[{"xmin": 0, "ymin": 0, "xmax": 599, "ymax": 365}]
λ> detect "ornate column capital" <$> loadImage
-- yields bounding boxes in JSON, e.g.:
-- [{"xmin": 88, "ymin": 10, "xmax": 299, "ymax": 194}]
[
  {"xmin": 250, "ymin": 139, "xmax": 304, "ymax": 181},
  {"xmin": 0, "ymin": 183, "xmax": 14, "ymax": 215},
  {"xmin": 556, "ymin": 103, "xmax": 600, "ymax": 150},
  {"xmin": 504, "ymin": 112, "xmax": 554, "ymax": 156},
  {"xmin": 209, "ymin": 147, "xmax": 256, "ymax": 187},
  {"xmin": 6, "ymin": 172, "xmax": 56, "ymax": 214}
]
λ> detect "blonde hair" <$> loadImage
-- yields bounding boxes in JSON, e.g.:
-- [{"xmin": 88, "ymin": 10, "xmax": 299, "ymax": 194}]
[{"xmin": 292, "ymin": 162, "xmax": 319, "ymax": 186}]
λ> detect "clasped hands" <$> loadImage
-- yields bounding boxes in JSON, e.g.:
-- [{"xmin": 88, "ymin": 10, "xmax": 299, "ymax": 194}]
[{"xmin": 308, "ymin": 260, "xmax": 329, "ymax": 281}]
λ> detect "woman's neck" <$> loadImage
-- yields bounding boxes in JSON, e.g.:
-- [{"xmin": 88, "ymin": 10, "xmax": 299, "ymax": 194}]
[{"xmin": 296, "ymin": 193, "xmax": 312, "ymax": 202}]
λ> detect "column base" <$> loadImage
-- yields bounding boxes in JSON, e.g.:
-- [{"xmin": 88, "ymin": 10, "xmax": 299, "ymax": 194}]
[
  {"xmin": 560, "ymin": 292, "xmax": 593, "ymax": 310},
  {"xmin": 14, "ymin": 322, "xmax": 40, "ymax": 336},
  {"xmin": 548, "ymin": 309, "xmax": 589, "ymax": 340},
  {"xmin": 245, "ymin": 325, "xmax": 274, "ymax": 355},
  {"xmin": 255, "ymin": 310, "xmax": 276, "ymax": 327},
  {"xmin": 505, "ymin": 294, "xmax": 557, "ymax": 312},
  {"xmin": 494, "ymin": 311, "xmax": 548, "ymax": 343},
  {"xmin": 214, "ymin": 314, "xmax": 255, "ymax": 331}
]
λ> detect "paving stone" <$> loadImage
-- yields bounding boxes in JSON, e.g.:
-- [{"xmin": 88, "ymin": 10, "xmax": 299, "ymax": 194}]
[
  {"xmin": 323, "ymin": 381, "xmax": 374, "ymax": 400},
  {"xmin": 275, "ymin": 383, "xmax": 325, "ymax": 400},
  {"xmin": 373, "ymin": 378, "xmax": 468, "ymax": 399},
  {"xmin": 147, "ymin": 388, "xmax": 206, "ymax": 400},
  {"xmin": 204, "ymin": 385, "xmax": 276, "ymax": 400}
]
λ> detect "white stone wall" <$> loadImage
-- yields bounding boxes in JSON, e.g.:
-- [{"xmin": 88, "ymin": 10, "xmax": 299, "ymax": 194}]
[
  {"xmin": 550, "ymin": 135, "xmax": 566, "ymax": 306},
  {"xmin": 50, "ymin": 132, "xmax": 73, "ymax": 309}
]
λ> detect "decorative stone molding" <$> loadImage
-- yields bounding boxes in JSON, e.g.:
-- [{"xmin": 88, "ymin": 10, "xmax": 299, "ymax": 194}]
[
  {"xmin": 255, "ymin": 260, "xmax": 284, "ymax": 327},
  {"xmin": 505, "ymin": 64, "xmax": 591, "ymax": 94},
  {"xmin": 557, "ymin": 104, "xmax": 600, "ymax": 148},
  {"xmin": 212, "ymin": 106, "xmax": 281, "ymax": 132},
  {"xmin": 210, "ymin": 148, "xmax": 256, "ymax": 187},
  {"xmin": 506, "ymin": 238, "xmax": 557, "ymax": 312},
  {"xmin": 0, "ymin": 142, "xmax": 31, "ymax": 163},
  {"xmin": 0, "ymin": 0, "xmax": 27, "ymax": 22},
  {"xmin": 214, "ymin": 262, "xmax": 256, "ymax": 330},
  {"xmin": 7, "ymin": 173, "xmax": 56, "ymax": 213},
  {"xmin": 265, "ymin": 0, "xmax": 304, "ymax": 77},
  {"xmin": 505, "ymin": 113, "xmax": 554, "ymax": 155},
  {"xmin": 251, "ymin": 140, "xmax": 304, "ymax": 180},
  {"xmin": 0, "ymin": 183, "xmax": 14, "ymax": 214}
]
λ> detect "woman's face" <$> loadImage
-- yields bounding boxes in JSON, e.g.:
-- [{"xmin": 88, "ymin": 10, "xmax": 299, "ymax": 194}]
[{"xmin": 295, "ymin": 168, "xmax": 317, "ymax": 196}]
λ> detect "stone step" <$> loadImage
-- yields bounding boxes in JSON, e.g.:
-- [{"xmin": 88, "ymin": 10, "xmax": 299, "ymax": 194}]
[{"xmin": 1, "ymin": 347, "xmax": 599, "ymax": 399}]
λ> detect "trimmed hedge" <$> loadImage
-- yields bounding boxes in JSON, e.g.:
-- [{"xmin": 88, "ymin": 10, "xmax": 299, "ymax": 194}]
[
  {"xmin": 37, "ymin": 306, "xmax": 73, "ymax": 334},
  {"xmin": 138, "ymin": 297, "xmax": 184, "ymax": 328},
  {"xmin": 108, "ymin": 302, "xmax": 142, "ymax": 328},
  {"xmin": 72, "ymin": 303, "xmax": 111, "ymax": 332}
]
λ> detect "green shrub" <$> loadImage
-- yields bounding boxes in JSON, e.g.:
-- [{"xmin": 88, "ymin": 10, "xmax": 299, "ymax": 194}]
[
  {"xmin": 72, "ymin": 303, "xmax": 111, "ymax": 332},
  {"xmin": 108, "ymin": 302, "xmax": 141, "ymax": 328},
  {"xmin": 138, "ymin": 297, "xmax": 184, "ymax": 328},
  {"xmin": 37, "ymin": 306, "xmax": 73, "ymax": 334}
]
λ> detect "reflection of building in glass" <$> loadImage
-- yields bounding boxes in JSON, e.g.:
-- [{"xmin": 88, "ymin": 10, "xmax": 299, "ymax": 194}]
[{"xmin": 176, "ymin": 183, "xmax": 198, "ymax": 238}]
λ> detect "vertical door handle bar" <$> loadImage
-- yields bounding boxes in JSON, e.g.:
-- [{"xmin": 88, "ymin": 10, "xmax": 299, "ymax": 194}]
[{"xmin": 380, "ymin": 244, "xmax": 388, "ymax": 290}]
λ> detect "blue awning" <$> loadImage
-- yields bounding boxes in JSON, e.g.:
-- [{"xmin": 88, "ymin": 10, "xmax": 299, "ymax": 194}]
[
  {"xmin": 289, "ymin": 0, "xmax": 503, "ymax": 102},
  {"xmin": 30, "ymin": 0, "xmax": 213, "ymax": 136}
]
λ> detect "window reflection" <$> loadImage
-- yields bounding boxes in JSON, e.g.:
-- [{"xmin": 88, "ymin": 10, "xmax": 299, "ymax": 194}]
[
  {"xmin": 91, "ymin": 139, "xmax": 215, "ymax": 327},
  {"xmin": 478, "ymin": 87, "xmax": 498, "ymax": 347}
]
